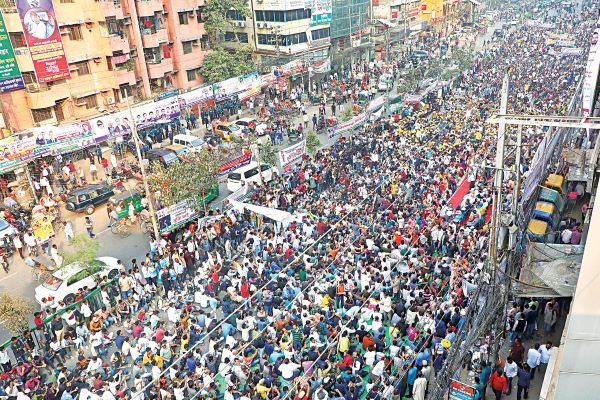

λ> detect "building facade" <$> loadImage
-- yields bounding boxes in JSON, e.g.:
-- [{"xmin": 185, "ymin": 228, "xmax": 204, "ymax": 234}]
[
  {"xmin": 222, "ymin": 0, "xmax": 331, "ymax": 73},
  {"xmin": 330, "ymin": 0, "xmax": 372, "ymax": 66},
  {"xmin": 0, "ymin": 0, "xmax": 208, "ymax": 131}
]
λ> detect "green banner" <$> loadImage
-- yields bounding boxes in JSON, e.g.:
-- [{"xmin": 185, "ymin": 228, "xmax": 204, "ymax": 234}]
[{"xmin": 0, "ymin": 11, "xmax": 25, "ymax": 92}]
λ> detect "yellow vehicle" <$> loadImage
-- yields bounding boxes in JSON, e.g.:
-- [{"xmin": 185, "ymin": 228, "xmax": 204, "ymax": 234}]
[
  {"xmin": 544, "ymin": 173, "xmax": 566, "ymax": 195},
  {"xmin": 214, "ymin": 121, "xmax": 242, "ymax": 141},
  {"xmin": 527, "ymin": 219, "xmax": 553, "ymax": 243}
]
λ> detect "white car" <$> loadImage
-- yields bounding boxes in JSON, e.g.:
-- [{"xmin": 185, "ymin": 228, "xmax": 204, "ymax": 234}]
[
  {"xmin": 234, "ymin": 118, "xmax": 268, "ymax": 135},
  {"xmin": 34, "ymin": 257, "xmax": 121, "ymax": 305},
  {"xmin": 172, "ymin": 133, "xmax": 210, "ymax": 152},
  {"xmin": 227, "ymin": 162, "xmax": 279, "ymax": 192}
]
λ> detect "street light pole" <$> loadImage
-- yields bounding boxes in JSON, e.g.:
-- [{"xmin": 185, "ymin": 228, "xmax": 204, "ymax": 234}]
[{"xmin": 124, "ymin": 94, "xmax": 160, "ymax": 240}]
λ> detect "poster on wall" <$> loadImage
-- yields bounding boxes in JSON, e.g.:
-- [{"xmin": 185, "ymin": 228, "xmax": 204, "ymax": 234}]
[
  {"xmin": 132, "ymin": 96, "xmax": 181, "ymax": 130},
  {"xmin": 0, "ymin": 122, "xmax": 92, "ymax": 174},
  {"xmin": 88, "ymin": 110, "xmax": 132, "ymax": 144},
  {"xmin": 15, "ymin": 0, "xmax": 70, "ymax": 83},
  {"xmin": 0, "ymin": 12, "xmax": 25, "ymax": 92},
  {"xmin": 279, "ymin": 140, "xmax": 306, "ymax": 173},
  {"xmin": 306, "ymin": 0, "xmax": 332, "ymax": 25},
  {"xmin": 582, "ymin": 16, "xmax": 600, "ymax": 116}
]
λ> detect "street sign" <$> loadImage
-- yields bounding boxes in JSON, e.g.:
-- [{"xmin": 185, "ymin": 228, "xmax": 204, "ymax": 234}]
[{"xmin": 449, "ymin": 380, "xmax": 477, "ymax": 400}]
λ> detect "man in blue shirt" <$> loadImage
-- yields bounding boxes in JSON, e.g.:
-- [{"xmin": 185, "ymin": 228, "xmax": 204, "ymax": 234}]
[
  {"xmin": 479, "ymin": 361, "xmax": 492, "ymax": 399},
  {"xmin": 407, "ymin": 363, "xmax": 418, "ymax": 395}
]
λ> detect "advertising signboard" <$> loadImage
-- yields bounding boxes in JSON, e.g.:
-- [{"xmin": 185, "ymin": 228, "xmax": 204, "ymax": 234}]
[
  {"xmin": 583, "ymin": 16, "xmax": 600, "ymax": 115},
  {"xmin": 306, "ymin": 0, "xmax": 332, "ymax": 25},
  {"xmin": 449, "ymin": 380, "xmax": 477, "ymax": 400},
  {"xmin": 0, "ymin": 12, "xmax": 25, "ymax": 92},
  {"xmin": 279, "ymin": 140, "xmax": 306, "ymax": 173},
  {"xmin": 131, "ymin": 96, "xmax": 181, "ymax": 130},
  {"xmin": 15, "ymin": 0, "xmax": 70, "ymax": 83},
  {"xmin": 214, "ymin": 72, "xmax": 260, "ymax": 102},
  {"xmin": 180, "ymin": 85, "xmax": 214, "ymax": 106},
  {"xmin": 88, "ymin": 111, "xmax": 132, "ymax": 144}
]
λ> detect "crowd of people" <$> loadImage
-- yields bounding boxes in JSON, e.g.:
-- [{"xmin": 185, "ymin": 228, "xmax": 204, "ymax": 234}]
[{"xmin": 0, "ymin": 1, "xmax": 594, "ymax": 399}]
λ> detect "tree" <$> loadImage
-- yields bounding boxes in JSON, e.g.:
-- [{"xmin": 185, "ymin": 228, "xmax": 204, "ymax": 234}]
[
  {"xmin": 340, "ymin": 106, "xmax": 354, "ymax": 122},
  {"xmin": 305, "ymin": 130, "xmax": 321, "ymax": 155},
  {"xmin": 0, "ymin": 293, "xmax": 35, "ymax": 335},
  {"xmin": 258, "ymin": 141, "xmax": 277, "ymax": 167},
  {"xmin": 60, "ymin": 234, "xmax": 100, "ymax": 266},
  {"xmin": 198, "ymin": 47, "xmax": 254, "ymax": 83},
  {"xmin": 204, "ymin": 0, "xmax": 250, "ymax": 46},
  {"xmin": 148, "ymin": 150, "xmax": 219, "ymax": 212}
]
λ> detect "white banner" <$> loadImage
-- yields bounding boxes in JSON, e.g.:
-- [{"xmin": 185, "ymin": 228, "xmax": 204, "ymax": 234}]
[
  {"xmin": 279, "ymin": 140, "xmax": 306, "ymax": 171},
  {"xmin": 132, "ymin": 97, "xmax": 181, "ymax": 129},
  {"xmin": 549, "ymin": 47, "xmax": 584, "ymax": 57},
  {"xmin": 179, "ymin": 85, "xmax": 214, "ymax": 106},
  {"xmin": 583, "ymin": 16, "xmax": 600, "ymax": 115},
  {"xmin": 229, "ymin": 199, "xmax": 293, "ymax": 222},
  {"xmin": 214, "ymin": 72, "xmax": 261, "ymax": 102}
]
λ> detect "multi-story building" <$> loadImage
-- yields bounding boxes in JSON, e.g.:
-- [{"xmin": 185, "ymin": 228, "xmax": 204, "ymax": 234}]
[
  {"xmin": 0, "ymin": 0, "xmax": 208, "ymax": 131},
  {"xmin": 222, "ymin": 0, "xmax": 331, "ymax": 73},
  {"xmin": 330, "ymin": 0, "xmax": 372, "ymax": 66}
]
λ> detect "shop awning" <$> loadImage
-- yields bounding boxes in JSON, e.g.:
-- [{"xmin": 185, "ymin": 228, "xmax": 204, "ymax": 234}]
[
  {"xmin": 469, "ymin": 0, "xmax": 481, "ymax": 5},
  {"xmin": 513, "ymin": 243, "xmax": 584, "ymax": 297},
  {"xmin": 177, "ymin": 7, "xmax": 194, "ymax": 12},
  {"xmin": 375, "ymin": 19, "xmax": 395, "ymax": 28},
  {"xmin": 73, "ymin": 90, "xmax": 101, "ymax": 99},
  {"xmin": 181, "ymin": 37, "xmax": 199, "ymax": 42}
]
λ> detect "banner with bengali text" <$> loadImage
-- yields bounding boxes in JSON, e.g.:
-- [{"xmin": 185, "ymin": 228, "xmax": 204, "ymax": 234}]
[
  {"xmin": 0, "ymin": 12, "xmax": 25, "ymax": 92},
  {"xmin": 16, "ymin": 0, "xmax": 70, "ymax": 83}
]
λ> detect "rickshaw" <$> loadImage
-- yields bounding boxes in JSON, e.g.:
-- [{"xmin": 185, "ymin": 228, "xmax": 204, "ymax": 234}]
[
  {"xmin": 543, "ymin": 173, "xmax": 566, "ymax": 195},
  {"xmin": 108, "ymin": 191, "xmax": 144, "ymax": 219},
  {"xmin": 538, "ymin": 187, "xmax": 565, "ymax": 213},
  {"xmin": 527, "ymin": 219, "xmax": 553, "ymax": 243},
  {"xmin": 533, "ymin": 201, "xmax": 560, "ymax": 230}
]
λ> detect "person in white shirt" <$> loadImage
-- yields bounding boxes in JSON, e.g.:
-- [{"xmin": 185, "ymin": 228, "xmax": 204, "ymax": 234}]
[
  {"xmin": 370, "ymin": 357, "xmax": 386, "ymax": 383},
  {"xmin": 538, "ymin": 341, "xmax": 552, "ymax": 375},
  {"xmin": 504, "ymin": 356, "xmax": 518, "ymax": 396},
  {"xmin": 278, "ymin": 359, "xmax": 300, "ymax": 380}
]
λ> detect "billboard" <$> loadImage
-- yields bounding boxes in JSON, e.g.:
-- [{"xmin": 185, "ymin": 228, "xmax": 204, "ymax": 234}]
[
  {"xmin": 449, "ymin": 380, "xmax": 477, "ymax": 400},
  {"xmin": 0, "ymin": 122, "xmax": 92, "ymax": 174},
  {"xmin": 0, "ymin": 12, "xmax": 25, "ymax": 92},
  {"xmin": 88, "ymin": 110, "xmax": 132, "ymax": 144},
  {"xmin": 131, "ymin": 96, "xmax": 181, "ymax": 130},
  {"xmin": 306, "ymin": 0, "xmax": 332, "ymax": 25},
  {"xmin": 16, "ymin": 0, "xmax": 70, "ymax": 83},
  {"xmin": 213, "ymin": 72, "xmax": 260, "ymax": 102},
  {"xmin": 279, "ymin": 140, "xmax": 306, "ymax": 173},
  {"xmin": 582, "ymin": 16, "xmax": 600, "ymax": 116},
  {"xmin": 179, "ymin": 85, "xmax": 214, "ymax": 106}
]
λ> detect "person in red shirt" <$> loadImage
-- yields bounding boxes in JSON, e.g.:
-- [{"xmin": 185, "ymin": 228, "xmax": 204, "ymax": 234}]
[
  {"xmin": 488, "ymin": 368, "xmax": 508, "ymax": 399},
  {"xmin": 362, "ymin": 333, "xmax": 375, "ymax": 351},
  {"xmin": 336, "ymin": 352, "xmax": 352, "ymax": 371}
]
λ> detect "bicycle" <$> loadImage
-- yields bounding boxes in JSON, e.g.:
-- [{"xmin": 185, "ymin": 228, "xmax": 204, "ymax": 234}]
[{"xmin": 110, "ymin": 219, "xmax": 131, "ymax": 238}]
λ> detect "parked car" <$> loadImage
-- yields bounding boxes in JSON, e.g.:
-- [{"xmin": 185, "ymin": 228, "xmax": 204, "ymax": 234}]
[
  {"xmin": 34, "ymin": 257, "xmax": 121, "ymax": 305},
  {"xmin": 145, "ymin": 148, "xmax": 179, "ymax": 168},
  {"xmin": 227, "ymin": 162, "xmax": 279, "ymax": 192},
  {"xmin": 234, "ymin": 118, "xmax": 268, "ymax": 135},
  {"xmin": 164, "ymin": 144, "xmax": 190, "ymax": 159},
  {"xmin": 214, "ymin": 121, "xmax": 242, "ymax": 141},
  {"xmin": 172, "ymin": 133, "xmax": 209, "ymax": 152},
  {"xmin": 65, "ymin": 184, "xmax": 114, "ymax": 215}
]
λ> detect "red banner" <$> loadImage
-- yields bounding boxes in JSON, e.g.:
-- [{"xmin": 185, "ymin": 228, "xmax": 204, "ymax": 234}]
[
  {"xmin": 217, "ymin": 153, "xmax": 252, "ymax": 177},
  {"xmin": 16, "ymin": 0, "xmax": 70, "ymax": 83}
]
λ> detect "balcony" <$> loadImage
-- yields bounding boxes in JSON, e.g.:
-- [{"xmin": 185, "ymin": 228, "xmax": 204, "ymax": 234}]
[
  {"xmin": 108, "ymin": 34, "xmax": 131, "ymax": 53},
  {"xmin": 115, "ymin": 68, "xmax": 136, "ymax": 85},
  {"xmin": 24, "ymin": 81, "xmax": 71, "ymax": 109},
  {"xmin": 171, "ymin": 0, "xmax": 200, "ymax": 11},
  {"xmin": 136, "ymin": 0, "xmax": 163, "ymax": 17},
  {"xmin": 141, "ymin": 28, "xmax": 168, "ymax": 48},
  {"xmin": 146, "ymin": 58, "xmax": 173, "ymax": 79},
  {"xmin": 99, "ymin": 0, "xmax": 124, "ymax": 19}
]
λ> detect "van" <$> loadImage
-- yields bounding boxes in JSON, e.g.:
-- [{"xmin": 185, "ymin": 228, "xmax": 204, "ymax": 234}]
[
  {"xmin": 164, "ymin": 144, "xmax": 190, "ymax": 158},
  {"xmin": 145, "ymin": 148, "xmax": 178, "ymax": 168},
  {"xmin": 227, "ymin": 162, "xmax": 279, "ymax": 192},
  {"xmin": 172, "ymin": 134, "xmax": 207, "ymax": 152}
]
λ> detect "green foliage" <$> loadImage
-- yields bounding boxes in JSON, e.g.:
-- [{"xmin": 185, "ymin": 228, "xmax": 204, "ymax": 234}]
[
  {"xmin": 305, "ymin": 130, "xmax": 321, "ymax": 155},
  {"xmin": 148, "ymin": 150, "xmax": 218, "ymax": 211},
  {"xmin": 60, "ymin": 234, "xmax": 100, "ymax": 266},
  {"xmin": 198, "ymin": 47, "xmax": 254, "ymax": 83},
  {"xmin": 397, "ymin": 67, "xmax": 421, "ymax": 94},
  {"xmin": 0, "ymin": 293, "xmax": 35, "ymax": 335},
  {"xmin": 258, "ymin": 141, "xmax": 277, "ymax": 167},
  {"xmin": 340, "ymin": 106, "xmax": 354, "ymax": 122},
  {"xmin": 204, "ymin": 0, "xmax": 250, "ymax": 46}
]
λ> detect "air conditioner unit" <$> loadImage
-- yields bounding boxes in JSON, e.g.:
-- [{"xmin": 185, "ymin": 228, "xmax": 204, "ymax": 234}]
[
  {"xmin": 104, "ymin": 96, "xmax": 115, "ymax": 105},
  {"xmin": 264, "ymin": 23, "xmax": 271, "ymax": 29},
  {"xmin": 26, "ymin": 83, "xmax": 39, "ymax": 92},
  {"xmin": 237, "ymin": 21, "xmax": 245, "ymax": 27},
  {"xmin": 257, "ymin": 0, "xmax": 263, "ymax": 3},
  {"xmin": 192, "ymin": 40, "xmax": 201, "ymax": 46}
]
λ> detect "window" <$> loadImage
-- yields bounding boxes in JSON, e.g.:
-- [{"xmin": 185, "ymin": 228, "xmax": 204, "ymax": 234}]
[
  {"xmin": 226, "ymin": 10, "xmax": 246, "ymax": 20},
  {"xmin": 22, "ymin": 71, "xmax": 36, "ymax": 85},
  {"xmin": 54, "ymin": 102, "xmax": 65, "ymax": 122},
  {"xmin": 224, "ymin": 32, "xmax": 249, "ymax": 43},
  {"xmin": 106, "ymin": 17, "xmax": 121, "ymax": 35},
  {"xmin": 60, "ymin": 0, "xmax": 74, "ymax": 3},
  {"xmin": 255, "ymin": 9, "xmax": 310, "ymax": 22},
  {"xmin": 178, "ymin": 12, "xmax": 189, "ymax": 25},
  {"xmin": 67, "ymin": 25, "xmax": 83, "ymax": 41},
  {"xmin": 80, "ymin": 94, "xmax": 98, "ymax": 109},
  {"xmin": 182, "ymin": 41, "xmax": 193, "ymax": 54},
  {"xmin": 311, "ymin": 27, "xmax": 330, "ymax": 40},
  {"xmin": 32, "ymin": 107, "xmax": 53, "ymax": 123},
  {"xmin": 186, "ymin": 69, "xmax": 196, "ymax": 82},
  {"xmin": 9, "ymin": 32, "xmax": 25, "ymax": 48},
  {"xmin": 73, "ymin": 61, "xmax": 90, "ymax": 75},
  {"xmin": 258, "ymin": 33, "xmax": 307, "ymax": 46},
  {"xmin": 119, "ymin": 84, "xmax": 132, "ymax": 100}
]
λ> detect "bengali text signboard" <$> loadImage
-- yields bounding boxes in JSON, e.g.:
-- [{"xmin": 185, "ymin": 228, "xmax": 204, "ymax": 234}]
[{"xmin": 0, "ymin": 12, "xmax": 25, "ymax": 92}]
